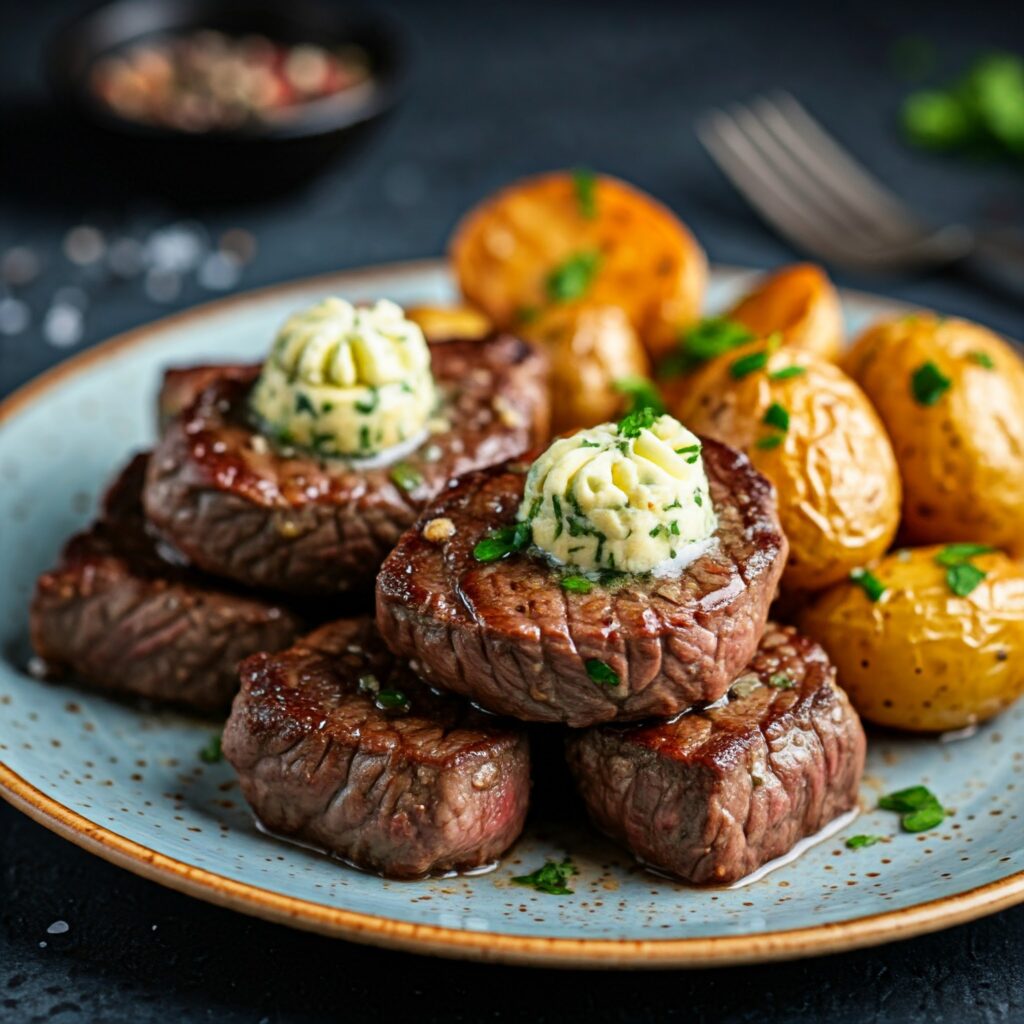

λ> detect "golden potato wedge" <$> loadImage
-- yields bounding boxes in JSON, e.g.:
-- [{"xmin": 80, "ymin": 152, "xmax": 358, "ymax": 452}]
[
  {"xmin": 674, "ymin": 343, "xmax": 901, "ymax": 590},
  {"xmin": 405, "ymin": 304, "xmax": 492, "ymax": 341},
  {"xmin": 800, "ymin": 546, "xmax": 1024, "ymax": 732},
  {"xmin": 844, "ymin": 313, "xmax": 1024, "ymax": 551},
  {"xmin": 523, "ymin": 303, "xmax": 650, "ymax": 434},
  {"xmin": 728, "ymin": 263, "xmax": 844, "ymax": 362},
  {"xmin": 450, "ymin": 171, "xmax": 706, "ymax": 362}
]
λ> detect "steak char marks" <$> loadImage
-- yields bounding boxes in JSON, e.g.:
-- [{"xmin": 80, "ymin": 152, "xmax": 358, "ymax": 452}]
[
  {"xmin": 30, "ymin": 454, "xmax": 302, "ymax": 712},
  {"xmin": 223, "ymin": 617, "xmax": 531, "ymax": 878},
  {"xmin": 377, "ymin": 438, "xmax": 787, "ymax": 726},
  {"xmin": 565, "ymin": 625, "xmax": 866, "ymax": 884},
  {"xmin": 144, "ymin": 334, "xmax": 549, "ymax": 596}
]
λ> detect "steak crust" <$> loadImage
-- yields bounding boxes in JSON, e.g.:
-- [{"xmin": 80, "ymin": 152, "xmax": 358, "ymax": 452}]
[
  {"xmin": 144, "ymin": 334, "xmax": 549, "ymax": 596},
  {"xmin": 565, "ymin": 624, "xmax": 866, "ymax": 884},
  {"xmin": 222, "ymin": 617, "xmax": 531, "ymax": 878},
  {"xmin": 30, "ymin": 454, "xmax": 302, "ymax": 712},
  {"xmin": 376, "ymin": 438, "xmax": 787, "ymax": 726}
]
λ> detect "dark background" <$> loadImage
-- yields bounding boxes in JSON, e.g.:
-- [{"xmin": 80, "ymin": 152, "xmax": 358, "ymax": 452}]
[{"xmin": 2, "ymin": 1, "xmax": 1023, "ymax": 1020}]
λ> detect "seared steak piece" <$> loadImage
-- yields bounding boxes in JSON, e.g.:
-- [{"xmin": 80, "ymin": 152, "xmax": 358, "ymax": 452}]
[
  {"xmin": 223, "ymin": 617, "xmax": 531, "ymax": 878},
  {"xmin": 376, "ymin": 438, "xmax": 787, "ymax": 726},
  {"xmin": 157, "ymin": 363, "xmax": 255, "ymax": 430},
  {"xmin": 144, "ymin": 334, "xmax": 549, "ymax": 596},
  {"xmin": 30, "ymin": 454, "xmax": 302, "ymax": 712},
  {"xmin": 566, "ymin": 625, "xmax": 865, "ymax": 884}
]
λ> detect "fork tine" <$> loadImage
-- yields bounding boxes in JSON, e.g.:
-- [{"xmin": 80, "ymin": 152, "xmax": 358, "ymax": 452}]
[
  {"xmin": 728, "ymin": 103, "xmax": 883, "ymax": 247},
  {"xmin": 764, "ymin": 92, "xmax": 921, "ymax": 237},
  {"xmin": 696, "ymin": 111, "xmax": 857, "ymax": 264}
]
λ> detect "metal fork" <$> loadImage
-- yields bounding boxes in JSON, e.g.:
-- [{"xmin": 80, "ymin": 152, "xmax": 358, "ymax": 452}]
[{"xmin": 697, "ymin": 92, "xmax": 1024, "ymax": 300}]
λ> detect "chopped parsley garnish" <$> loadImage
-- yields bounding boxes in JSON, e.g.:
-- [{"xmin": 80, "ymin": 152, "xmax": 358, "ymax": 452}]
[
  {"xmin": 762, "ymin": 402, "xmax": 790, "ymax": 432},
  {"xmin": 516, "ymin": 305, "xmax": 540, "ymax": 325},
  {"xmin": 675, "ymin": 443, "xmax": 701, "ymax": 456},
  {"xmin": 617, "ymin": 405, "xmax": 658, "ymax": 438},
  {"xmin": 967, "ymin": 350, "xmax": 995, "ymax": 369},
  {"xmin": 355, "ymin": 388, "xmax": 379, "ymax": 414},
  {"xmin": 879, "ymin": 785, "xmax": 946, "ymax": 833},
  {"xmin": 389, "ymin": 463, "xmax": 423, "ymax": 492},
  {"xmin": 199, "ymin": 734, "xmax": 223, "ymax": 764},
  {"xmin": 561, "ymin": 575, "xmax": 593, "ymax": 594},
  {"xmin": 693, "ymin": 490, "xmax": 703, "ymax": 507},
  {"xmin": 580, "ymin": 439, "xmax": 602, "ymax": 448},
  {"xmin": 946, "ymin": 562, "xmax": 988, "ymax": 597},
  {"xmin": 755, "ymin": 435, "xmax": 784, "ymax": 451},
  {"xmin": 911, "ymin": 360, "xmax": 952, "ymax": 406},
  {"xmin": 552, "ymin": 494, "xmax": 564, "ymax": 538},
  {"xmin": 659, "ymin": 317, "xmax": 754, "ymax": 377},
  {"xmin": 572, "ymin": 167, "xmax": 597, "ymax": 219},
  {"xmin": 846, "ymin": 834, "xmax": 882, "ymax": 850},
  {"xmin": 375, "ymin": 689, "xmax": 411, "ymax": 713},
  {"xmin": 586, "ymin": 658, "xmax": 619, "ymax": 687},
  {"xmin": 730, "ymin": 348, "xmax": 770, "ymax": 379},
  {"xmin": 768, "ymin": 673, "xmax": 795, "ymax": 690},
  {"xmin": 934, "ymin": 543, "xmax": 994, "ymax": 596},
  {"xmin": 359, "ymin": 425, "xmax": 371, "ymax": 451},
  {"xmin": 546, "ymin": 250, "xmax": 601, "ymax": 303},
  {"xmin": 768, "ymin": 365, "xmax": 807, "ymax": 381},
  {"xmin": 850, "ymin": 567, "xmax": 886, "ymax": 602},
  {"xmin": 614, "ymin": 375, "xmax": 666, "ymax": 415},
  {"xmin": 511, "ymin": 858, "xmax": 578, "ymax": 896},
  {"xmin": 473, "ymin": 522, "xmax": 532, "ymax": 563},
  {"xmin": 294, "ymin": 392, "xmax": 317, "ymax": 416}
]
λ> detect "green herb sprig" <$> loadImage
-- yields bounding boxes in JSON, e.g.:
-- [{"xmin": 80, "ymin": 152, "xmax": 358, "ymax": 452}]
[
  {"xmin": 586, "ymin": 658, "xmax": 619, "ymax": 688},
  {"xmin": 850, "ymin": 567, "xmax": 887, "ymax": 602},
  {"xmin": 879, "ymin": 785, "xmax": 946, "ymax": 833},
  {"xmin": 473, "ymin": 521, "xmax": 532, "ymax": 563},
  {"xmin": 911, "ymin": 360, "xmax": 952, "ymax": 406},
  {"xmin": 511, "ymin": 858, "xmax": 578, "ymax": 896},
  {"xmin": 614, "ymin": 375, "xmax": 666, "ymax": 415},
  {"xmin": 546, "ymin": 251, "xmax": 602, "ymax": 303},
  {"xmin": 935, "ymin": 542, "xmax": 994, "ymax": 597},
  {"xmin": 658, "ymin": 317, "xmax": 754, "ymax": 377}
]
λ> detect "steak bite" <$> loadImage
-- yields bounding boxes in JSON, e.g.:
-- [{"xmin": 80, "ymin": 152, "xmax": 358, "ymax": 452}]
[
  {"xmin": 222, "ymin": 617, "xmax": 531, "ymax": 878},
  {"xmin": 376, "ymin": 437, "xmax": 787, "ymax": 726},
  {"xmin": 144, "ymin": 333, "xmax": 549, "ymax": 596},
  {"xmin": 565, "ymin": 625, "xmax": 866, "ymax": 885},
  {"xmin": 30, "ymin": 454, "xmax": 302, "ymax": 712}
]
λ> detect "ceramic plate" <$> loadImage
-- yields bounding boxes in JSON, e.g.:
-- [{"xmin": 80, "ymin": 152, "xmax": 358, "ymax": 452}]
[{"xmin": 2, "ymin": 261, "xmax": 1022, "ymax": 968}]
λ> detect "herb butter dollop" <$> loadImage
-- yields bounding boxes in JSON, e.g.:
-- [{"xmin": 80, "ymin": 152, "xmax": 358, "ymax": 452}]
[
  {"xmin": 249, "ymin": 298, "xmax": 436, "ymax": 458},
  {"xmin": 519, "ymin": 410, "xmax": 717, "ymax": 574}
]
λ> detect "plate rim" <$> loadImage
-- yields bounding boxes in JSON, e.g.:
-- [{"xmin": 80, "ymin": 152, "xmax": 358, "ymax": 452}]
[{"xmin": 3, "ymin": 257, "xmax": 1022, "ymax": 968}]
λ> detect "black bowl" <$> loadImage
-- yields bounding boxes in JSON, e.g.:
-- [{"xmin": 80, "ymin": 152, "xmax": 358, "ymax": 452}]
[{"xmin": 48, "ymin": 0, "xmax": 407, "ymax": 201}]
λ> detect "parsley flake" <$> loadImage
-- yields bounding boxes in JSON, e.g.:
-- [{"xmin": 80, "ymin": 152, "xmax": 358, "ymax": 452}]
[
  {"xmin": 511, "ymin": 858, "xmax": 578, "ymax": 895},
  {"xmin": 911, "ymin": 360, "xmax": 952, "ymax": 406},
  {"xmin": 294, "ymin": 392, "xmax": 316, "ymax": 416},
  {"xmin": 546, "ymin": 250, "xmax": 601, "ymax": 303},
  {"xmin": 659, "ymin": 317, "xmax": 754, "ymax": 377},
  {"xmin": 968, "ymin": 350, "xmax": 995, "ymax": 369},
  {"xmin": 850, "ymin": 567, "xmax": 886, "ymax": 602},
  {"xmin": 561, "ymin": 575, "xmax": 593, "ymax": 594},
  {"xmin": 755, "ymin": 435, "xmax": 785, "ymax": 451},
  {"xmin": 375, "ymin": 689, "xmax": 411, "ymax": 713},
  {"xmin": 389, "ymin": 463, "xmax": 423, "ymax": 492},
  {"xmin": 769, "ymin": 365, "xmax": 807, "ymax": 381},
  {"xmin": 586, "ymin": 658, "xmax": 619, "ymax": 687},
  {"xmin": 572, "ymin": 168, "xmax": 597, "ymax": 219},
  {"xmin": 768, "ymin": 673, "xmax": 795, "ymax": 690},
  {"xmin": 614, "ymin": 375, "xmax": 666, "ymax": 415},
  {"xmin": 473, "ymin": 522, "xmax": 532, "ymax": 563},
  {"xmin": 846, "ymin": 834, "xmax": 882, "ymax": 850},
  {"xmin": 946, "ymin": 562, "xmax": 987, "ymax": 597},
  {"xmin": 617, "ymin": 406, "xmax": 658, "ymax": 438},
  {"xmin": 199, "ymin": 734, "xmax": 223, "ymax": 764},
  {"xmin": 879, "ymin": 785, "xmax": 946, "ymax": 833},
  {"xmin": 934, "ymin": 542, "xmax": 994, "ymax": 566},
  {"xmin": 763, "ymin": 402, "xmax": 790, "ymax": 432},
  {"xmin": 730, "ymin": 349, "xmax": 770, "ymax": 379}
]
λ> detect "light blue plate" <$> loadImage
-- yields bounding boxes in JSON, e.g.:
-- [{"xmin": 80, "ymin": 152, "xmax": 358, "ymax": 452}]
[{"xmin": 2, "ymin": 260, "xmax": 1022, "ymax": 968}]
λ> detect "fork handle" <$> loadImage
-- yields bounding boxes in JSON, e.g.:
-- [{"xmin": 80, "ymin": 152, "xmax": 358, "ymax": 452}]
[{"xmin": 960, "ymin": 225, "xmax": 1024, "ymax": 303}]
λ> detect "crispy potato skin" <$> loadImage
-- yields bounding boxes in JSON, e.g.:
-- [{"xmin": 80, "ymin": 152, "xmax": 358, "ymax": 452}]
[
  {"xmin": 729, "ymin": 264, "xmax": 844, "ymax": 362},
  {"xmin": 800, "ymin": 547, "xmax": 1024, "ymax": 732},
  {"xmin": 449, "ymin": 171, "xmax": 706, "ymax": 362},
  {"xmin": 844, "ymin": 314, "xmax": 1024, "ymax": 552},
  {"xmin": 405, "ymin": 305, "xmax": 492, "ymax": 341},
  {"xmin": 524, "ymin": 303, "xmax": 649, "ymax": 433},
  {"xmin": 675, "ymin": 344, "xmax": 901, "ymax": 590}
]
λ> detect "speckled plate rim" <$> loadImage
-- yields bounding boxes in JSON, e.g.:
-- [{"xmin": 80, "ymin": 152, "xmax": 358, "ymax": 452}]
[{"xmin": 4, "ymin": 258, "xmax": 1023, "ymax": 969}]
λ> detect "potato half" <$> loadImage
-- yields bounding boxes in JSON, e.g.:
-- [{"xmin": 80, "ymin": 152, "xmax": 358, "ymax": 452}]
[
  {"xmin": 728, "ymin": 263, "xmax": 844, "ymax": 362},
  {"xmin": 674, "ymin": 343, "xmax": 901, "ymax": 590},
  {"xmin": 800, "ymin": 546, "xmax": 1024, "ymax": 732},
  {"xmin": 844, "ymin": 313, "xmax": 1024, "ymax": 551},
  {"xmin": 450, "ymin": 171, "xmax": 706, "ymax": 362},
  {"xmin": 523, "ymin": 303, "xmax": 650, "ymax": 434}
]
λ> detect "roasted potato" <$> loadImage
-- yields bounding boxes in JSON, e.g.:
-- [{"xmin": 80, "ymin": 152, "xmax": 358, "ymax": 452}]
[
  {"xmin": 800, "ymin": 546, "xmax": 1024, "ymax": 732},
  {"xmin": 523, "ymin": 303, "xmax": 650, "ymax": 434},
  {"xmin": 405, "ymin": 304, "xmax": 492, "ymax": 341},
  {"xmin": 674, "ymin": 343, "xmax": 901, "ymax": 590},
  {"xmin": 450, "ymin": 171, "xmax": 706, "ymax": 362},
  {"xmin": 728, "ymin": 264, "xmax": 844, "ymax": 362},
  {"xmin": 844, "ymin": 313, "xmax": 1024, "ymax": 551}
]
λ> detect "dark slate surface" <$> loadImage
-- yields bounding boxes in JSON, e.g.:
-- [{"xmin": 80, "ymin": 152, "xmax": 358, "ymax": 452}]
[{"xmin": 1, "ymin": 1, "xmax": 1023, "ymax": 1020}]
